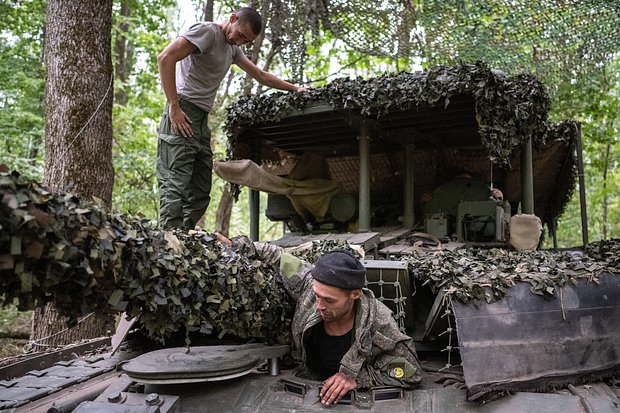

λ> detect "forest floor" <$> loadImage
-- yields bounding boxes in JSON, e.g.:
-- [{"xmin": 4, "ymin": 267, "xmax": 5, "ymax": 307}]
[{"xmin": 0, "ymin": 304, "xmax": 32, "ymax": 360}]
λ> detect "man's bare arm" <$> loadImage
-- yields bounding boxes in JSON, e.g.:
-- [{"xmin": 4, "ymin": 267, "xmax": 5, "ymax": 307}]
[
  {"xmin": 157, "ymin": 37, "xmax": 198, "ymax": 138},
  {"xmin": 236, "ymin": 55, "xmax": 306, "ymax": 93}
]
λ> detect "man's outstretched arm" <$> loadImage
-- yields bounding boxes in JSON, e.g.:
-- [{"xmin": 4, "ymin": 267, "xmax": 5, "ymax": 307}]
[{"xmin": 236, "ymin": 55, "xmax": 306, "ymax": 93}]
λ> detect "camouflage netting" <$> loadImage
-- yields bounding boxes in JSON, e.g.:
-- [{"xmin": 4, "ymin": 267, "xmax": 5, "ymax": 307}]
[
  {"xmin": 0, "ymin": 171, "xmax": 293, "ymax": 344},
  {"xmin": 225, "ymin": 62, "xmax": 579, "ymax": 167},
  {"xmin": 290, "ymin": 238, "xmax": 620, "ymax": 305},
  {"xmin": 2, "ymin": 172, "xmax": 618, "ymax": 343},
  {"xmin": 266, "ymin": 0, "xmax": 620, "ymax": 84},
  {"xmin": 406, "ymin": 246, "xmax": 618, "ymax": 305},
  {"xmin": 289, "ymin": 240, "xmax": 357, "ymax": 263}
]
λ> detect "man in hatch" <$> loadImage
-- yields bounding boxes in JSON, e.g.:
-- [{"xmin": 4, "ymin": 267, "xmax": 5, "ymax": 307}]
[
  {"xmin": 218, "ymin": 234, "xmax": 422, "ymax": 405},
  {"xmin": 156, "ymin": 7, "xmax": 306, "ymax": 230}
]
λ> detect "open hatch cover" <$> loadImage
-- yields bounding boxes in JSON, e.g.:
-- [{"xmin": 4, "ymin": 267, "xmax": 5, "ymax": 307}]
[{"xmin": 122, "ymin": 344, "xmax": 289, "ymax": 384}]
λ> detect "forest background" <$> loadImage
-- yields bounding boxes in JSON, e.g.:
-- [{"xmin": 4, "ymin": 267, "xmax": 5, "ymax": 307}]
[
  {"xmin": 0, "ymin": 0, "xmax": 618, "ymax": 356},
  {"xmin": 1, "ymin": 0, "xmax": 618, "ymax": 246}
]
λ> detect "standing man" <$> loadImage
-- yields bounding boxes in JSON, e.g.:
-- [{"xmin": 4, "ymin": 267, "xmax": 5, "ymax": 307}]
[
  {"xmin": 156, "ymin": 7, "xmax": 305, "ymax": 229},
  {"xmin": 218, "ymin": 233, "xmax": 422, "ymax": 405}
]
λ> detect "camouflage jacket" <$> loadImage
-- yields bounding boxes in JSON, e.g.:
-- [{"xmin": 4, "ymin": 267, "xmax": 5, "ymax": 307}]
[{"xmin": 233, "ymin": 236, "xmax": 422, "ymax": 389}]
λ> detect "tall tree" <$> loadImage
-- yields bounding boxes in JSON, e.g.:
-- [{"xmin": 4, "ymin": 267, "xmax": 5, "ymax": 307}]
[
  {"xmin": 31, "ymin": 0, "xmax": 115, "ymax": 348},
  {"xmin": 114, "ymin": 0, "xmax": 133, "ymax": 106},
  {"xmin": 0, "ymin": 0, "xmax": 46, "ymax": 178},
  {"xmin": 43, "ymin": 0, "xmax": 114, "ymax": 202}
]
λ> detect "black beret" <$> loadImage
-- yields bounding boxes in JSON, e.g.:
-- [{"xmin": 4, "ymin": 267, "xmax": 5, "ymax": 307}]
[{"xmin": 311, "ymin": 249, "xmax": 366, "ymax": 290}]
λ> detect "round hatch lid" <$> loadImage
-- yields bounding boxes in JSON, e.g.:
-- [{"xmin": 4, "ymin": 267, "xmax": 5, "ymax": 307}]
[{"xmin": 122, "ymin": 344, "xmax": 289, "ymax": 384}]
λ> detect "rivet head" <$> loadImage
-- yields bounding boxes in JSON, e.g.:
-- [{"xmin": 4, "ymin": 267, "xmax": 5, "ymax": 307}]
[
  {"xmin": 107, "ymin": 391, "xmax": 122, "ymax": 403},
  {"xmin": 145, "ymin": 393, "xmax": 161, "ymax": 406}
]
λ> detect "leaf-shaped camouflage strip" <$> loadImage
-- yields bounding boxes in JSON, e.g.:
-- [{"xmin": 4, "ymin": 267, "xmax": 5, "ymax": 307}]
[
  {"xmin": 290, "ymin": 240, "xmax": 356, "ymax": 263},
  {"xmin": 407, "ymin": 247, "xmax": 611, "ymax": 304},
  {"xmin": 1, "ymin": 172, "xmax": 617, "ymax": 340},
  {"xmin": 0, "ymin": 171, "xmax": 293, "ymax": 344},
  {"xmin": 224, "ymin": 62, "xmax": 579, "ymax": 167}
]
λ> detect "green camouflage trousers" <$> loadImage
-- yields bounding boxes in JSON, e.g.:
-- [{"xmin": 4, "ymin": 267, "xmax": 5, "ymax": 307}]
[{"xmin": 156, "ymin": 98, "xmax": 212, "ymax": 229}]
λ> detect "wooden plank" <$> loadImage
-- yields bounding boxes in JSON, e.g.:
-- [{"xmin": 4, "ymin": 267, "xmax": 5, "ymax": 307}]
[
  {"xmin": 271, "ymin": 233, "xmax": 304, "ymax": 247},
  {"xmin": 347, "ymin": 232, "xmax": 379, "ymax": 244},
  {"xmin": 323, "ymin": 233, "xmax": 352, "ymax": 242},
  {"xmin": 379, "ymin": 228, "xmax": 412, "ymax": 241},
  {"xmin": 347, "ymin": 232, "xmax": 381, "ymax": 250},
  {"xmin": 399, "ymin": 246, "xmax": 421, "ymax": 255},
  {"xmin": 379, "ymin": 229, "xmax": 412, "ymax": 247},
  {"xmin": 378, "ymin": 244, "xmax": 411, "ymax": 255}
]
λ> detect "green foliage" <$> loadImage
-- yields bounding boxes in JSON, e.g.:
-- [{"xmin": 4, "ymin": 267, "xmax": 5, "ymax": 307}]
[
  {"xmin": 0, "ymin": 301, "xmax": 32, "ymax": 338},
  {"xmin": 1, "ymin": 0, "xmax": 617, "ymax": 245},
  {"xmin": 110, "ymin": 0, "xmax": 177, "ymax": 220},
  {"xmin": 551, "ymin": 56, "xmax": 620, "ymax": 246},
  {"xmin": 0, "ymin": 0, "xmax": 46, "ymax": 179},
  {"xmin": 112, "ymin": 100, "xmax": 160, "ymax": 217},
  {"xmin": 0, "ymin": 171, "xmax": 293, "ymax": 343}
]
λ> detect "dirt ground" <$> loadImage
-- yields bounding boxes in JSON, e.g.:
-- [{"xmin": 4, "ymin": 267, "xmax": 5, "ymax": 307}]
[{"xmin": 0, "ymin": 338, "xmax": 30, "ymax": 359}]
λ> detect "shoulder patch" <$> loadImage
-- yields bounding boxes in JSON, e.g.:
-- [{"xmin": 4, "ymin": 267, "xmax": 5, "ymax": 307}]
[{"xmin": 280, "ymin": 252, "xmax": 303, "ymax": 278}]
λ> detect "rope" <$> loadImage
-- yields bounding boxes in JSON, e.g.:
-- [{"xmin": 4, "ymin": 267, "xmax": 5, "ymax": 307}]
[
  {"xmin": 410, "ymin": 232, "xmax": 442, "ymax": 250},
  {"xmin": 27, "ymin": 312, "xmax": 95, "ymax": 349},
  {"xmin": 55, "ymin": 73, "xmax": 114, "ymax": 161},
  {"xmin": 366, "ymin": 266, "xmax": 408, "ymax": 332}
]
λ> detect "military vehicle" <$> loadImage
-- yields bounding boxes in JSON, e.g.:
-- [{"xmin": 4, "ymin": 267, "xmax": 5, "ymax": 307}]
[{"xmin": 2, "ymin": 63, "xmax": 619, "ymax": 412}]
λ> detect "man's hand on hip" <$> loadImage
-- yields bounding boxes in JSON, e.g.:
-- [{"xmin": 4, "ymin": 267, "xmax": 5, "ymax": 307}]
[{"xmin": 168, "ymin": 104, "xmax": 193, "ymax": 138}]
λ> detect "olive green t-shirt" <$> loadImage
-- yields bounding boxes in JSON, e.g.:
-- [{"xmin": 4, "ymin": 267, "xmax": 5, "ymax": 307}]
[{"xmin": 177, "ymin": 22, "xmax": 244, "ymax": 113}]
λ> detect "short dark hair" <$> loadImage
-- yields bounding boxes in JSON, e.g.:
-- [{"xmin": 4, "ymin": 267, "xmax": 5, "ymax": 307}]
[{"xmin": 235, "ymin": 7, "xmax": 262, "ymax": 35}]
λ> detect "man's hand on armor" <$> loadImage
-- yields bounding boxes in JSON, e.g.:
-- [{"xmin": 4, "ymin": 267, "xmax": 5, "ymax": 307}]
[
  {"xmin": 169, "ymin": 105, "xmax": 193, "ymax": 138},
  {"xmin": 215, "ymin": 232, "xmax": 233, "ymax": 248},
  {"xmin": 490, "ymin": 188, "xmax": 503, "ymax": 200},
  {"xmin": 420, "ymin": 192, "xmax": 433, "ymax": 204},
  {"xmin": 320, "ymin": 372, "xmax": 357, "ymax": 405}
]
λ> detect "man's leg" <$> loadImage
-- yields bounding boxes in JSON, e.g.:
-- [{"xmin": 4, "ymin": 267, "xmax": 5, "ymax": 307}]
[
  {"xmin": 156, "ymin": 108, "xmax": 195, "ymax": 229},
  {"xmin": 184, "ymin": 116, "xmax": 213, "ymax": 229}
]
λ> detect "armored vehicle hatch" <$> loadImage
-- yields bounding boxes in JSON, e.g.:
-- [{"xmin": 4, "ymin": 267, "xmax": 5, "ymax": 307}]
[
  {"xmin": 2, "ymin": 63, "xmax": 618, "ymax": 413},
  {"xmin": 213, "ymin": 63, "xmax": 619, "ymax": 402}
]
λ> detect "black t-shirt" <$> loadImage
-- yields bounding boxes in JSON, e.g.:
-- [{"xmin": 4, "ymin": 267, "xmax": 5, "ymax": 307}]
[{"xmin": 304, "ymin": 321, "xmax": 353, "ymax": 380}]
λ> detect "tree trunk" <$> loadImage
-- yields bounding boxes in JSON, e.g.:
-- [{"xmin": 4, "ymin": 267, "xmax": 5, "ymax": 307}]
[
  {"xmin": 33, "ymin": 0, "xmax": 115, "ymax": 348},
  {"xmin": 114, "ymin": 0, "xmax": 133, "ymax": 106},
  {"xmin": 602, "ymin": 143, "xmax": 611, "ymax": 240},
  {"xmin": 201, "ymin": 0, "xmax": 214, "ymax": 22},
  {"xmin": 242, "ymin": 0, "xmax": 270, "ymax": 95},
  {"xmin": 43, "ymin": 0, "xmax": 114, "ymax": 202},
  {"xmin": 214, "ymin": 186, "xmax": 234, "ymax": 236}
]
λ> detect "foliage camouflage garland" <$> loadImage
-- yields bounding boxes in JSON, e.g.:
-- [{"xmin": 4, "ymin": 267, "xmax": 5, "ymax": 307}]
[
  {"xmin": 3, "ymin": 172, "xmax": 617, "ymax": 345},
  {"xmin": 0, "ymin": 171, "xmax": 293, "ymax": 344},
  {"xmin": 224, "ymin": 62, "xmax": 579, "ymax": 167},
  {"xmin": 289, "ymin": 240, "xmax": 356, "ymax": 263},
  {"xmin": 289, "ymin": 239, "xmax": 617, "ymax": 306},
  {"xmin": 406, "ymin": 247, "xmax": 615, "ymax": 305}
]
